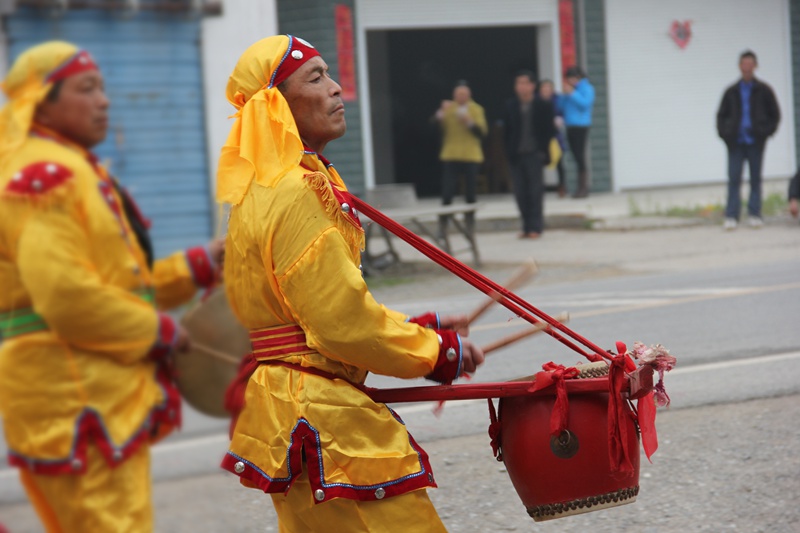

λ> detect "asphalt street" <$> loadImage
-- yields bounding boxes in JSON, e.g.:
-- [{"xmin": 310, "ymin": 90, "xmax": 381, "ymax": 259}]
[{"xmin": 2, "ymin": 221, "xmax": 799, "ymax": 532}]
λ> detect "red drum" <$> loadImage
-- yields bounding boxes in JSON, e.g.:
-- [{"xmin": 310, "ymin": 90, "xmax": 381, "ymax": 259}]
[{"xmin": 498, "ymin": 364, "xmax": 640, "ymax": 521}]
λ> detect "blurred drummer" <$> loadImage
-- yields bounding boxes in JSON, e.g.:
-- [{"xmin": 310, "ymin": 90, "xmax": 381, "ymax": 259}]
[
  {"xmin": 0, "ymin": 41, "xmax": 223, "ymax": 531},
  {"xmin": 217, "ymin": 35, "xmax": 484, "ymax": 531}
]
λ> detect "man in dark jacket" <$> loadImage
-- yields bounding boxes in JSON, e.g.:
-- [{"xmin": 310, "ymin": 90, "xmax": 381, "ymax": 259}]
[
  {"xmin": 504, "ymin": 70, "xmax": 556, "ymax": 238},
  {"xmin": 716, "ymin": 50, "xmax": 780, "ymax": 230}
]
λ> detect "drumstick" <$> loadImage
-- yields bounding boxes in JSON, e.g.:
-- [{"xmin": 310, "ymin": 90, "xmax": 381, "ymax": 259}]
[
  {"xmin": 467, "ymin": 260, "xmax": 538, "ymax": 325},
  {"xmin": 481, "ymin": 312, "xmax": 569, "ymax": 355},
  {"xmin": 191, "ymin": 342, "xmax": 242, "ymax": 366}
]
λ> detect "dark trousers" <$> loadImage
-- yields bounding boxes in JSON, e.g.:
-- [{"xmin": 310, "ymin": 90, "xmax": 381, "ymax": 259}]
[
  {"xmin": 511, "ymin": 152, "xmax": 544, "ymax": 234},
  {"xmin": 439, "ymin": 161, "xmax": 478, "ymax": 234},
  {"xmin": 566, "ymin": 126, "xmax": 590, "ymax": 173},
  {"xmin": 556, "ymin": 156, "xmax": 566, "ymax": 189},
  {"xmin": 726, "ymin": 142, "xmax": 765, "ymax": 219},
  {"xmin": 441, "ymin": 161, "xmax": 479, "ymax": 205}
]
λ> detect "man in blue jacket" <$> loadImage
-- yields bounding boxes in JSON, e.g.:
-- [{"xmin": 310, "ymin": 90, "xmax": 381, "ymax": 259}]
[
  {"xmin": 562, "ymin": 66, "xmax": 595, "ymax": 198},
  {"xmin": 716, "ymin": 50, "xmax": 780, "ymax": 230}
]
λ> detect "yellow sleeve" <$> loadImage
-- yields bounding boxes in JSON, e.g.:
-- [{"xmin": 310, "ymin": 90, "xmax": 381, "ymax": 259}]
[
  {"xmin": 382, "ymin": 305, "xmax": 410, "ymax": 324},
  {"xmin": 276, "ymin": 227, "xmax": 441, "ymax": 379},
  {"xmin": 151, "ymin": 246, "xmax": 215, "ymax": 310},
  {"xmin": 15, "ymin": 203, "xmax": 165, "ymax": 365}
]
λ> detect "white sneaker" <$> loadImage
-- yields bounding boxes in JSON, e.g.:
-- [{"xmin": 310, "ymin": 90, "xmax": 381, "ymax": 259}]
[
  {"xmin": 747, "ymin": 217, "xmax": 764, "ymax": 229},
  {"xmin": 723, "ymin": 218, "xmax": 738, "ymax": 231}
]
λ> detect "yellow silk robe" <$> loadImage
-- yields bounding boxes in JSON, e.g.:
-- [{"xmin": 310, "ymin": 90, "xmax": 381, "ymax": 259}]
[
  {"xmin": 221, "ymin": 151, "xmax": 453, "ymax": 502},
  {"xmin": 0, "ymin": 128, "xmax": 213, "ymax": 474}
]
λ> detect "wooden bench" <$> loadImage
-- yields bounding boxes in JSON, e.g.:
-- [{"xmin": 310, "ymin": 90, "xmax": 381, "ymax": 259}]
[{"xmin": 358, "ymin": 184, "xmax": 481, "ymax": 268}]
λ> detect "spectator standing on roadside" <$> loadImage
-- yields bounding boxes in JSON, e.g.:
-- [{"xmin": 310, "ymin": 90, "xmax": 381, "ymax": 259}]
[
  {"xmin": 433, "ymin": 80, "xmax": 487, "ymax": 239},
  {"xmin": 538, "ymin": 79, "xmax": 567, "ymax": 198},
  {"xmin": 561, "ymin": 66, "xmax": 595, "ymax": 198},
  {"xmin": 716, "ymin": 50, "xmax": 780, "ymax": 230},
  {"xmin": 503, "ymin": 70, "xmax": 556, "ymax": 239}
]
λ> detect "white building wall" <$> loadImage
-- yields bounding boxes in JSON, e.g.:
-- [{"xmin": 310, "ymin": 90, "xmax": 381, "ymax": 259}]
[
  {"xmin": 201, "ymin": 0, "xmax": 278, "ymax": 196},
  {"xmin": 605, "ymin": 0, "xmax": 796, "ymax": 190},
  {"xmin": 355, "ymin": 0, "xmax": 561, "ymax": 189},
  {"xmin": 357, "ymin": 0, "xmax": 558, "ymax": 29}
]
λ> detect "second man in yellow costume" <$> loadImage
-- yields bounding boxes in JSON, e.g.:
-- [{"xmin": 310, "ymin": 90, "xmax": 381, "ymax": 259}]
[{"xmin": 217, "ymin": 35, "xmax": 485, "ymax": 531}]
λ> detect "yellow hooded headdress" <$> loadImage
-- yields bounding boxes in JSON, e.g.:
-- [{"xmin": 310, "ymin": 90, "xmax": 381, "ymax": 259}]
[
  {"xmin": 216, "ymin": 35, "xmax": 321, "ymax": 205},
  {"xmin": 0, "ymin": 41, "xmax": 85, "ymax": 171}
]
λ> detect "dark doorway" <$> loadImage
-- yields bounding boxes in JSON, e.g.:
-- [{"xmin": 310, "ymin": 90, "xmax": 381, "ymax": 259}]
[{"xmin": 367, "ymin": 26, "xmax": 539, "ymax": 198}]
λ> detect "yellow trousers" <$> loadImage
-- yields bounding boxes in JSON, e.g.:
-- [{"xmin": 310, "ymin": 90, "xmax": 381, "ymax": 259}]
[
  {"xmin": 19, "ymin": 443, "xmax": 152, "ymax": 533},
  {"xmin": 270, "ymin": 471, "xmax": 448, "ymax": 533}
]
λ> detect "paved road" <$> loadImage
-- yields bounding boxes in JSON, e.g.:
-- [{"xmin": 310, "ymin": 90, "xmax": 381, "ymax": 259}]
[{"xmin": 2, "ymin": 223, "xmax": 799, "ymax": 531}]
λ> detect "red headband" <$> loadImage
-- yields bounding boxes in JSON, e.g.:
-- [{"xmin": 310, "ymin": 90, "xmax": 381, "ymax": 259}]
[
  {"xmin": 46, "ymin": 50, "xmax": 99, "ymax": 83},
  {"xmin": 270, "ymin": 36, "xmax": 321, "ymax": 88}
]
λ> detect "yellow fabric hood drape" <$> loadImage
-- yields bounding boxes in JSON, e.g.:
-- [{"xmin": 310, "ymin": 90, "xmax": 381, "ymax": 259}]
[
  {"xmin": 0, "ymin": 41, "xmax": 79, "ymax": 173},
  {"xmin": 216, "ymin": 35, "xmax": 306, "ymax": 205}
]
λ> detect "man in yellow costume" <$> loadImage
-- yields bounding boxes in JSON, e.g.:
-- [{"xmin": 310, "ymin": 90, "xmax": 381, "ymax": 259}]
[
  {"xmin": 0, "ymin": 42, "xmax": 222, "ymax": 531},
  {"xmin": 217, "ymin": 35, "xmax": 485, "ymax": 531}
]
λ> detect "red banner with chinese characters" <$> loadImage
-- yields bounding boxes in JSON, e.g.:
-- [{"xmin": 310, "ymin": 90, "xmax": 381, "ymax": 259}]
[
  {"xmin": 335, "ymin": 4, "xmax": 357, "ymax": 102},
  {"xmin": 559, "ymin": 0, "xmax": 577, "ymax": 75}
]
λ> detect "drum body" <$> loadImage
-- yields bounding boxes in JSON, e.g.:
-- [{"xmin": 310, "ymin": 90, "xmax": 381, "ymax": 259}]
[
  {"xmin": 499, "ymin": 381, "xmax": 640, "ymax": 521},
  {"xmin": 176, "ymin": 289, "xmax": 250, "ymax": 417}
]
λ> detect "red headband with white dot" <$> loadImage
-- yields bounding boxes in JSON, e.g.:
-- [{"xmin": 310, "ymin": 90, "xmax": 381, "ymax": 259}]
[
  {"xmin": 270, "ymin": 36, "xmax": 321, "ymax": 88},
  {"xmin": 46, "ymin": 50, "xmax": 99, "ymax": 83}
]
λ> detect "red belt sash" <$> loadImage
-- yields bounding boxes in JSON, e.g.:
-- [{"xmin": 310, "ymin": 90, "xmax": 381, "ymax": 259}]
[
  {"xmin": 249, "ymin": 324, "xmax": 315, "ymax": 360},
  {"xmin": 225, "ymin": 324, "xmax": 362, "ymax": 434}
]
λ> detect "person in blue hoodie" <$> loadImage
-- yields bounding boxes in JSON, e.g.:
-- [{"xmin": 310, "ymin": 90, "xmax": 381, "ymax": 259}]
[{"xmin": 562, "ymin": 66, "xmax": 595, "ymax": 198}]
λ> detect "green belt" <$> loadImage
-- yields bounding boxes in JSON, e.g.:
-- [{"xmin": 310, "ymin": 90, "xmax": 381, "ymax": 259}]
[{"xmin": 0, "ymin": 289, "xmax": 155, "ymax": 340}]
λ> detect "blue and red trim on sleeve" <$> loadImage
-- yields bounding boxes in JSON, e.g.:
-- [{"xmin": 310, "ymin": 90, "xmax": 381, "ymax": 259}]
[
  {"xmin": 425, "ymin": 330, "xmax": 464, "ymax": 385},
  {"xmin": 407, "ymin": 312, "xmax": 441, "ymax": 329},
  {"xmin": 148, "ymin": 313, "xmax": 178, "ymax": 361},
  {"xmin": 185, "ymin": 246, "xmax": 216, "ymax": 288},
  {"xmin": 407, "ymin": 313, "xmax": 463, "ymax": 383}
]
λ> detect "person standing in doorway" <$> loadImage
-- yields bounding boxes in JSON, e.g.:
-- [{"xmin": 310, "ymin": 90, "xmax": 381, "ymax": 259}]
[
  {"xmin": 562, "ymin": 66, "xmax": 595, "ymax": 198},
  {"xmin": 433, "ymin": 80, "xmax": 487, "ymax": 239},
  {"xmin": 503, "ymin": 70, "xmax": 556, "ymax": 239},
  {"xmin": 716, "ymin": 50, "xmax": 780, "ymax": 230},
  {"xmin": 538, "ymin": 79, "xmax": 567, "ymax": 198}
]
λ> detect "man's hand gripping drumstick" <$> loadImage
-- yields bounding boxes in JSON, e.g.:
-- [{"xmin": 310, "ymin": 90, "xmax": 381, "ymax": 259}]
[{"xmin": 437, "ymin": 260, "xmax": 539, "ymax": 375}]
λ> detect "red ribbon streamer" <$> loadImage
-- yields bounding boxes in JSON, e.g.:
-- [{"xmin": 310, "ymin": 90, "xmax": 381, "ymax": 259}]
[
  {"xmin": 487, "ymin": 399, "xmax": 502, "ymax": 460},
  {"xmin": 607, "ymin": 342, "xmax": 636, "ymax": 474},
  {"xmin": 638, "ymin": 391, "xmax": 658, "ymax": 462},
  {"xmin": 528, "ymin": 363, "xmax": 579, "ymax": 437}
]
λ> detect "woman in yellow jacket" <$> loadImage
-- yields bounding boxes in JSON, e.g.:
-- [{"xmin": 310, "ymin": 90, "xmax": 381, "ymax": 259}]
[
  {"xmin": 217, "ymin": 36, "xmax": 484, "ymax": 531},
  {"xmin": 0, "ymin": 42, "xmax": 220, "ymax": 532},
  {"xmin": 434, "ymin": 81, "xmax": 487, "ymax": 238}
]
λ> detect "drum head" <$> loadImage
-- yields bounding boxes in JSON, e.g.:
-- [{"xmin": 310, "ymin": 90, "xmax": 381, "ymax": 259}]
[{"xmin": 175, "ymin": 289, "xmax": 250, "ymax": 418}]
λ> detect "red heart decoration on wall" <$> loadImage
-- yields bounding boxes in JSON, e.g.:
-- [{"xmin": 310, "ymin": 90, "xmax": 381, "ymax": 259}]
[{"xmin": 669, "ymin": 20, "xmax": 692, "ymax": 49}]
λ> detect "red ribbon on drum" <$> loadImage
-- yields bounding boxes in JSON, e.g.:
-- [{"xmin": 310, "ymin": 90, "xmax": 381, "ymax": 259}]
[
  {"xmin": 608, "ymin": 342, "xmax": 637, "ymax": 474},
  {"xmin": 487, "ymin": 362, "xmax": 582, "ymax": 462},
  {"xmin": 608, "ymin": 341, "xmax": 659, "ymax": 474},
  {"xmin": 529, "ymin": 363, "xmax": 580, "ymax": 437}
]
